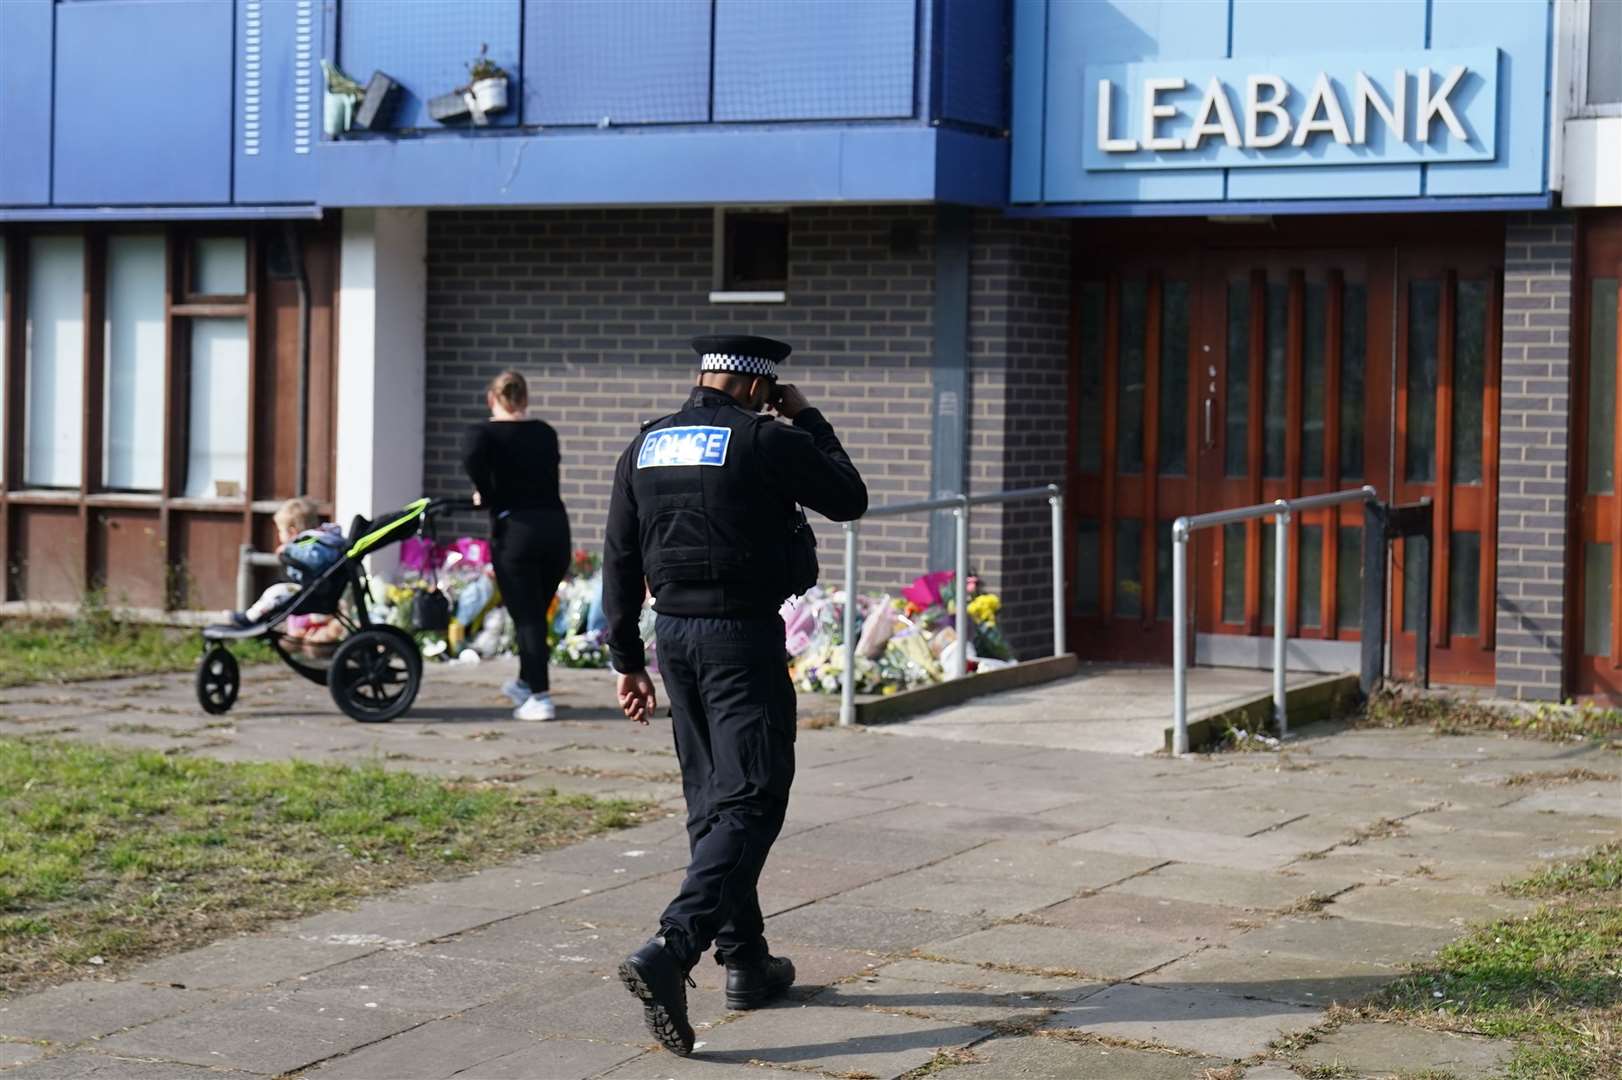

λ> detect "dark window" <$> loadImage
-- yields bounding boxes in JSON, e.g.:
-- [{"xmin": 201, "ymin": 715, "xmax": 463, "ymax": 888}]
[{"xmin": 721, "ymin": 213, "xmax": 788, "ymax": 292}]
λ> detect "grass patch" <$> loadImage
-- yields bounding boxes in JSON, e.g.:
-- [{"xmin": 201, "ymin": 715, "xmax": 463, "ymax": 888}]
[
  {"xmin": 1361, "ymin": 844, "xmax": 1622, "ymax": 1079},
  {"xmin": 1356, "ymin": 688, "xmax": 1622, "ymax": 744},
  {"xmin": 0, "ymin": 599, "xmax": 271, "ymax": 689},
  {"xmin": 0, "ymin": 737, "xmax": 645, "ymax": 995}
]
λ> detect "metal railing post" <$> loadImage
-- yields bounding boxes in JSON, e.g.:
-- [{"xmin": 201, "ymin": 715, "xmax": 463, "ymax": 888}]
[
  {"xmin": 839, "ymin": 521, "xmax": 859, "ymax": 727},
  {"xmin": 236, "ymin": 545, "xmax": 254, "ymax": 613},
  {"xmin": 953, "ymin": 499, "xmax": 969, "ymax": 679},
  {"xmin": 1272, "ymin": 502, "xmax": 1289, "ymax": 739},
  {"xmin": 1048, "ymin": 485, "xmax": 1066, "ymax": 657},
  {"xmin": 1172, "ymin": 519, "xmax": 1189, "ymax": 756}
]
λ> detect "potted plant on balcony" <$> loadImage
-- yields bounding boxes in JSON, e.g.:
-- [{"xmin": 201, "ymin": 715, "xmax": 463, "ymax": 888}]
[{"xmin": 466, "ymin": 44, "xmax": 508, "ymax": 115}]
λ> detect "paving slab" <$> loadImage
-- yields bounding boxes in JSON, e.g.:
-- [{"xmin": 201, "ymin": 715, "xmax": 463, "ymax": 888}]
[
  {"xmin": 428, "ymin": 913, "xmax": 646, "ymax": 975},
  {"xmin": 92, "ymin": 992, "xmax": 428, "ymax": 1075},
  {"xmin": 289, "ymin": 900, "xmax": 509, "ymax": 948},
  {"xmin": 282, "ymin": 948, "xmax": 540, "ymax": 1013},
  {"xmin": 461, "ymin": 978, "xmax": 730, "ymax": 1047},
  {"xmin": 685, "ymin": 1003, "xmax": 990, "ymax": 1078},
  {"xmin": 304, "ymin": 1018, "xmax": 535, "ymax": 1079},
  {"xmin": 444, "ymin": 1037, "xmax": 643, "ymax": 1080},
  {"xmin": 832, "ymin": 865, "xmax": 1080, "ymax": 918},
  {"xmin": 525, "ymin": 837, "xmax": 693, "ymax": 878},
  {"xmin": 123, "ymin": 932, "xmax": 379, "ymax": 991},
  {"xmin": 1035, "ymin": 891, "xmax": 1250, "ymax": 947},
  {"xmin": 870, "ymin": 957, "xmax": 1103, "ymax": 1000},
  {"xmin": 770, "ymin": 822, "xmax": 984, "ymax": 869},
  {"xmin": 686, "ymin": 945, "xmax": 886, "ymax": 999},
  {"xmin": 1061, "ymin": 824, "xmax": 1314, "ymax": 871},
  {"xmin": 1326, "ymin": 881, "xmax": 1534, "ymax": 929},
  {"xmin": 386, "ymin": 866, "xmax": 607, "ymax": 913},
  {"xmin": 1044, "ymin": 982, "xmax": 1322, "ymax": 1060},
  {"xmin": 1508, "ymin": 781, "xmax": 1622, "ymax": 815},
  {"xmin": 1106, "ymin": 862, "xmax": 1358, "ymax": 913},
  {"xmin": 855, "ymin": 801, "xmax": 1077, "ymax": 839},
  {"xmin": 597, "ymin": 1051, "xmax": 789, "ymax": 1080},
  {"xmin": 1143, "ymin": 947, "xmax": 1394, "ymax": 1007},
  {"xmin": 0, "ymin": 981, "xmax": 224, "ymax": 1044},
  {"xmin": 1299, "ymin": 1021, "xmax": 1512, "ymax": 1079},
  {"xmin": 1240, "ymin": 1066, "xmax": 1306, "ymax": 1080},
  {"xmin": 764, "ymin": 901, "xmax": 989, "ymax": 954},
  {"xmin": 1226, "ymin": 915, "xmax": 1457, "ymax": 968},
  {"xmin": 937, "ymin": 1034, "xmax": 1238, "ymax": 1080},
  {"xmin": 925, "ymin": 923, "xmax": 1195, "ymax": 980},
  {"xmin": 0, "ymin": 1044, "xmax": 46, "ymax": 1070},
  {"xmin": 924, "ymin": 839, "xmax": 1165, "ymax": 890},
  {"xmin": 2, "ymin": 1055, "xmax": 261, "ymax": 1079}
]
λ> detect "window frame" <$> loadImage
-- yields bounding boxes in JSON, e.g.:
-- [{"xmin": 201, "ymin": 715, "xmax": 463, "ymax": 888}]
[
  {"xmin": 709, "ymin": 207, "xmax": 789, "ymax": 304},
  {"xmin": 1562, "ymin": 0, "xmax": 1622, "ymax": 120}
]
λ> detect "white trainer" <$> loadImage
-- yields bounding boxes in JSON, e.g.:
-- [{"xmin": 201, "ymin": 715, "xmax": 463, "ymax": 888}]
[
  {"xmin": 514, "ymin": 694, "xmax": 556, "ymax": 721},
  {"xmin": 500, "ymin": 678, "xmax": 530, "ymax": 707}
]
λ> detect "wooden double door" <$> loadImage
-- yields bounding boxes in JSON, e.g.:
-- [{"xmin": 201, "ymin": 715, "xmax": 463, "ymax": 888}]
[{"xmin": 1068, "ymin": 229, "xmax": 1502, "ymax": 686}]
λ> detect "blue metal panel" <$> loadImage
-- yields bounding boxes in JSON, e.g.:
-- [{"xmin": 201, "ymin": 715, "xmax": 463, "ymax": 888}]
[
  {"xmin": 1, "ymin": 205, "xmax": 323, "ymax": 223},
  {"xmin": 235, "ymin": 0, "xmax": 320, "ymax": 204},
  {"xmin": 1004, "ymin": 192, "xmax": 1552, "ymax": 217},
  {"xmin": 0, "ymin": 0, "xmax": 53, "ymax": 206},
  {"xmin": 524, "ymin": 0, "xmax": 710, "ymax": 126},
  {"xmin": 338, "ymin": 0, "xmax": 521, "ymax": 130},
  {"xmin": 1043, "ymin": 0, "xmax": 1226, "ymax": 204},
  {"xmin": 935, "ymin": 0, "xmax": 1008, "ymax": 129},
  {"xmin": 314, "ymin": 127, "xmax": 996, "ymax": 206},
  {"xmin": 1226, "ymin": 0, "xmax": 1424, "ymax": 200},
  {"xmin": 935, "ymin": 127, "xmax": 1008, "ymax": 206},
  {"xmin": 53, "ymin": 1, "xmax": 235, "ymax": 205},
  {"xmin": 714, "ymin": 0, "xmax": 916, "ymax": 122},
  {"xmin": 1425, "ymin": 0, "xmax": 1549, "ymax": 195},
  {"xmin": 1009, "ymin": 0, "xmax": 1046, "ymax": 202}
]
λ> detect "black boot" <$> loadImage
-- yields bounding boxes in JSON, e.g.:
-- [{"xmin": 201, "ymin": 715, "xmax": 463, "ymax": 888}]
[
  {"xmin": 618, "ymin": 936, "xmax": 696, "ymax": 1056},
  {"xmin": 724, "ymin": 952, "xmax": 796, "ymax": 1011}
]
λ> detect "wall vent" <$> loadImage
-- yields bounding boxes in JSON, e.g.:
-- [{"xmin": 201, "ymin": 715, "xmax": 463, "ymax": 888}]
[
  {"xmin": 242, "ymin": 0, "xmax": 262, "ymax": 156},
  {"xmin": 293, "ymin": 0, "xmax": 314, "ymax": 154}
]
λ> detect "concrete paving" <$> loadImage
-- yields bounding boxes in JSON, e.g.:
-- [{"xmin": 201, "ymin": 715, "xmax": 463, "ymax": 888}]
[{"xmin": 1, "ymin": 658, "xmax": 1618, "ymax": 1078}]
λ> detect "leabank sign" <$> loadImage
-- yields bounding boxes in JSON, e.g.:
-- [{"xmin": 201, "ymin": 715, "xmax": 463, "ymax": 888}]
[{"xmin": 1082, "ymin": 48, "xmax": 1500, "ymax": 171}]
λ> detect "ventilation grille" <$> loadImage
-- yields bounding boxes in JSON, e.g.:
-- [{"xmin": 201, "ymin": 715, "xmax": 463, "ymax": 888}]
[
  {"xmin": 242, "ymin": 0, "xmax": 262, "ymax": 156},
  {"xmin": 293, "ymin": 0, "xmax": 314, "ymax": 154}
]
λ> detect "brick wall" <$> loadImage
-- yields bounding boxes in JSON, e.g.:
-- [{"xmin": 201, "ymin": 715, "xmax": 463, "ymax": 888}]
[
  {"xmin": 1493, "ymin": 212, "xmax": 1577, "ymax": 701},
  {"xmin": 423, "ymin": 206, "xmax": 1079, "ymax": 661},
  {"xmin": 968, "ymin": 215, "xmax": 1073, "ymax": 656},
  {"xmin": 423, "ymin": 206, "xmax": 939, "ymax": 595}
]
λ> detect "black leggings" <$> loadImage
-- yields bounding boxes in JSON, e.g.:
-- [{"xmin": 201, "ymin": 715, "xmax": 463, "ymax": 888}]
[{"xmin": 490, "ymin": 508, "xmax": 571, "ymax": 693}]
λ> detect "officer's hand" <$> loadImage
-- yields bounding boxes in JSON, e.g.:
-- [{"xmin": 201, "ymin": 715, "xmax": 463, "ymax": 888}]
[
  {"xmin": 771, "ymin": 383, "xmax": 810, "ymax": 420},
  {"xmin": 617, "ymin": 671, "xmax": 658, "ymax": 726}
]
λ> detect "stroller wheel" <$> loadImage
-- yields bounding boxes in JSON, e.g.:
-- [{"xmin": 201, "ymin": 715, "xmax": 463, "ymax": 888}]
[
  {"xmin": 329, "ymin": 626, "xmax": 422, "ymax": 723},
  {"xmin": 196, "ymin": 646, "xmax": 240, "ymax": 715}
]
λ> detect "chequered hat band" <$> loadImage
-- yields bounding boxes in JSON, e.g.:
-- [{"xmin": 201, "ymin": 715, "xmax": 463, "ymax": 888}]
[{"xmin": 700, "ymin": 352, "xmax": 776, "ymax": 378}]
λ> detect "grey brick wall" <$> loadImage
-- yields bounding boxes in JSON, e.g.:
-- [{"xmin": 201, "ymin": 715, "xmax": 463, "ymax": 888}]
[
  {"xmin": 423, "ymin": 206, "xmax": 939, "ymax": 597},
  {"xmin": 1493, "ymin": 212, "xmax": 1577, "ymax": 701},
  {"xmin": 423, "ymin": 206, "xmax": 1078, "ymax": 661}
]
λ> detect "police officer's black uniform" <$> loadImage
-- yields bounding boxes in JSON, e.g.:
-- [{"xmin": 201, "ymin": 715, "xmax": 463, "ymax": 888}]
[{"xmin": 604, "ymin": 335, "xmax": 866, "ymax": 1055}]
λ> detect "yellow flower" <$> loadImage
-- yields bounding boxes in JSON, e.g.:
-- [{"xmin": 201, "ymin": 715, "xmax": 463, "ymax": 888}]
[{"xmin": 967, "ymin": 594, "xmax": 1000, "ymax": 624}]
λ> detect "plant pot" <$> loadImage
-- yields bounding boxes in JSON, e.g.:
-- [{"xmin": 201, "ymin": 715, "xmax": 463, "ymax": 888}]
[
  {"xmin": 427, "ymin": 91, "xmax": 470, "ymax": 123},
  {"xmin": 352, "ymin": 71, "xmax": 401, "ymax": 132},
  {"xmin": 471, "ymin": 77, "xmax": 507, "ymax": 114},
  {"xmin": 323, "ymin": 90, "xmax": 354, "ymax": 136}
]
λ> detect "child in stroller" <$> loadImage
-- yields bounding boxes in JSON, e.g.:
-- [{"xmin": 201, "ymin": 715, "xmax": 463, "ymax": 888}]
[{"xmin": 230, "ymin": 498, "xmax": 346, "ymax": 647}]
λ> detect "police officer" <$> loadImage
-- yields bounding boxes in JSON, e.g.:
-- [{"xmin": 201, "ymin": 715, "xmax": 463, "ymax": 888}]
[{"xmin": 603, "ymin": 335, "xmax": 867, "ymax": 1055}]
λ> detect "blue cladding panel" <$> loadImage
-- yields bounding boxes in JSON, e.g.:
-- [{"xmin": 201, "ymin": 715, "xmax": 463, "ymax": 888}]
[
  {"xmin": 53, "ymin": 1, "xmax": 234, "ymax": 205},
  {"xmin": 339, "ymin": 0, "xmax": 520, "ymax": 130},
  {"xmin": 1009, "ymin": 0, "xmax": 1046, "ymax": 202},
  {"xmin": 1226, "ymin": 0, "xmax": 1423, "ymax": 199},
  {"xmin": 714, "ymin": 0, "xmax": 916, "ymax": 121},
  {"xmin": 1043, "ymin": 0, "xmax": 1226, "ymax": 203},
  {"xmin": 1426, "ymin": 0, "xmax": 1549, "ymax": 195},
  {"xmin": 0, "ymin": 0, "xmax": 53, "ymax": 205},
  {"xmin": 524, "ymin": 0, "xmax": 710, "ymax": 126},
  {"xmin": 235, "ymin": 0, "xmax": 321, "ymax": 203},
  {"xmin": 936, "ymin": 0, "xmax": 1008, "ymax": 128}
]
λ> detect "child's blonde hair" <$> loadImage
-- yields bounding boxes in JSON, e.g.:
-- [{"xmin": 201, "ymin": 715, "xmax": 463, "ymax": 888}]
[{"xmin": 273, "ymin": 497, "xmax": 321, "ymax": 539}]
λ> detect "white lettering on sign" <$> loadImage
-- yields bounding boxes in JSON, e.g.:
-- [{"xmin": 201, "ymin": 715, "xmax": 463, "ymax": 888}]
[{"xmin": 1094, "ymin": 64, "xmax": 1474, "ymax": 155}]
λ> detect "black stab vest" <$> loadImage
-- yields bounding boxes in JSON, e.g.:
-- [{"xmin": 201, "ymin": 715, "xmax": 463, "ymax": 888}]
[{"xmin": 631, "ymin": 394, "xmax": 794, "ymax": 612}]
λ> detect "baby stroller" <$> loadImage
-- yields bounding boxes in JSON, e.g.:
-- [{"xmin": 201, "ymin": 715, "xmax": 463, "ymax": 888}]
[{"xmin": 196, "ymin": 496, "xmax": 473, "ymax": 723}]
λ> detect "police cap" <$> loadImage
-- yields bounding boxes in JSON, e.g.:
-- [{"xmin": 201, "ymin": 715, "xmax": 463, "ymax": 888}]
[{"xmin": 691, "ymin": 334, "xmax": 792, "ymax": 382}]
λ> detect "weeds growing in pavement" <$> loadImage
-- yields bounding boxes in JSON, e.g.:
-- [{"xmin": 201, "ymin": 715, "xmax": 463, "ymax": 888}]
[{"xmin": 1357, "ymin": 687, "xmax": 1622, "ymax": 744}]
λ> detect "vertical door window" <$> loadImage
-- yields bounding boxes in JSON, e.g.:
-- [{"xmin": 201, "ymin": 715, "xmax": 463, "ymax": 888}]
[
  {"xmin": 1337, "ymin": 525, "xmax": 1363, "ymax": 630},
  {"xmin": 1158, "ymin": 282, "xmax": 1189, "ymax": 475},
  {"xmin": 1155, "ymin": 521, "xmax": 1174, "ymax": 620},
  {"xmin": 1225, "ymin": 281, "xmax": 1249, "ymax": 476},
  {"xmin": 1589, "ymin": 279, "xmax": 1619, "ymax": 496},
  {"xmin": 1222, "ymin": 523, "xmax": 1246, "ymax": 624},
  {"xmin": 1298, "ymin": 523, "xmax": 1323, "ymax": 629},
  {"xmin": 1114, "ymin": 519, "xmax": 1144, "ymax": 617},
  {"xmin": 1117, "ymin": 280, "xmax": 1147, "ymax": 474},
  {"xmin": 184, "ymin": 319, "xmax": 249, "ymax": 498},
  {"xmin": 1402, "ymin": 537, "xmax": 1427, "ymax": 632},
  {"xmin": 1075, "ymin": 520, "xmax": 1100, "ymax": 614},
  {"xmin": 1301, "ymin": 283, "xmax": 1327, "ymax": 478},
  {"xmin": 1339, "ymin": 284, "xmax": 1367, "ymax": 481},
  {"xmin": 1405, "ymin": 280, "xmax": 1442, "ymax": 482},
  {"xmin": 1260, "ymin": 523, "xmax": 1278, "ymax": 626},
  {"xmin": 103, "ymin": 235, "xmax": 166, "ymax": 491},
  {"xmin": 1452, "ymin": 280, "xmax": 1488, "ymax": 484},
  {"xmin": 1449, "ymin": 532, "xmax": 1482, "ymax": 637},
  {"xmin": 25, "ymin": 236, "xmax": 85, "ymax": 488},
  {"xmin": 1585, "ymin": 542, "xmax": 1613, "ymax": 658},
  {"xmin": 192, "ymin": 237, "xmax": 247, "ymax": 296},
  {"xmin": 1263, "ymin": 283, "xmax": 1288, "ymax": 478},
  {"xmin": 1076, "ymin": 284, "xmax": 1106, "ymax": 473}
]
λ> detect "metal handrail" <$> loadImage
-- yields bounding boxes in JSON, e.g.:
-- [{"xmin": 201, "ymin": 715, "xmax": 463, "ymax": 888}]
[
  {"xmin": 839, "ymin": 483, "xmax": 1066, "ymax": 727},
  {"xmin": 1170, "ymin": 485, "xmax": 1378, "ymax": 756}
]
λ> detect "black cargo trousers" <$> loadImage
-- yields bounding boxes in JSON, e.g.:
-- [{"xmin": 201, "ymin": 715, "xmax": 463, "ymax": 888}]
[{"xmin": 653, "ymin": 612, "xmax": 796, "ymax": 968}]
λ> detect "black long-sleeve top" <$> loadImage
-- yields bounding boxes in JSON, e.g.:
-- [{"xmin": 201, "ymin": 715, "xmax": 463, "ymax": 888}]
[
  {"xmin": 603, "ymin": 394, "xmax": 867, "ymax": 673},
  {"xmin": 460, "ymin": 420, "xmax": 566, "ymax": 517}
]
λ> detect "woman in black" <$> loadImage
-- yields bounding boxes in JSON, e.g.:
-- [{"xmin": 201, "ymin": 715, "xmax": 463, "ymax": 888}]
[{"xmin": 462, "ymin": 370, "xmax": 572, "ymax": 720}]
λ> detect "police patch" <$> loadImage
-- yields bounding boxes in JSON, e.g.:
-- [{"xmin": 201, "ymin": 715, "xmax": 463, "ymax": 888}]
[{"xmin": 637, "ymin": 426, "xmax": 732, "ymax": 469}]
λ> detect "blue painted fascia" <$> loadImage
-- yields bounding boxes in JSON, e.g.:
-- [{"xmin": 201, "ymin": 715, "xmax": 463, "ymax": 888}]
[
  {"xmin": 1003, "ymin": 193, "xmax": 1554, "ymax": 219},
  {"xmin": 0, "ymin": 205, "xmax": 324, "ymax": 223},
  {"xmin": 315, "ymin": 125, "xmax": 1007, "ymax": 207}
]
